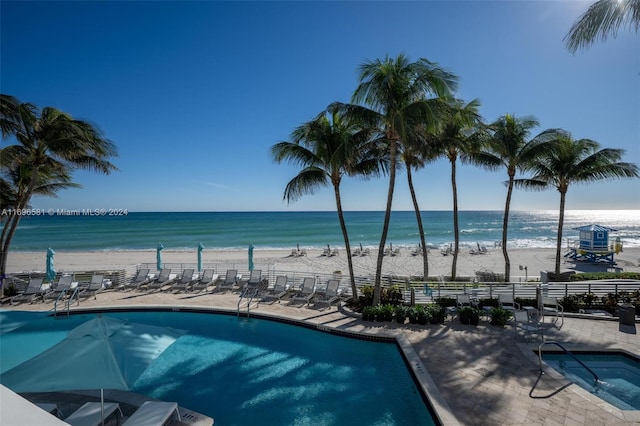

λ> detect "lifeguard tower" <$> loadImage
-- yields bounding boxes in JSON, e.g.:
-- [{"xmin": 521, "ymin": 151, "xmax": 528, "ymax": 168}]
[{"xmin": 564, "ymin": 224, "xmax": 622, "ymax": 265}]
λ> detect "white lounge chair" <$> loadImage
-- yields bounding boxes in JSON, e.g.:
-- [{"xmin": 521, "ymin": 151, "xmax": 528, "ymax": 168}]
[
  {"xmin": 122, "ymin": 401, "xmax": 180, "ymax": 426},
  {"xmin": 64, "ymin": 402, "xmax": 122, "ymax": 426}
]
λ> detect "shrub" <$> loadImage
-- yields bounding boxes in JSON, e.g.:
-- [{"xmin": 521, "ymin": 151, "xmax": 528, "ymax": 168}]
[
  {"xmin": 394, "ymin": 305, "xmax": 407, "ymax": 324},
  {"xmin": 458, "ymin": 306, "xmax": 480, "ymax": 325},
  {"xmin": 490, "ymin": 307, "xmax": 512, "ymax": 327},
  {"xmin": 435, "ymin": 297, "xmax": 456, "ymax": 308},
  {"xmin": 427, "ymin": 303, "xmax": 446, "ymax": 324},
  {"xmin": 478, "ymin": 297, "xmax": 498, "ymax": 309},
  {"xmin": 378, "ymin": 304, "xmax": 394, "ymax": 321},
  {"xmin": 415, "ymin": 305, "xmax": 429, "ymax": 325},
  {"xmin": 362, "ymin": 306, "xmax": 376, "ymax": 322}
]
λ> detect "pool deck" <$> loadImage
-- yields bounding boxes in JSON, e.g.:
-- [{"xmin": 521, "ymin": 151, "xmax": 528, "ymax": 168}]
[{"xmin": 3, "ymin": 289, "xmax": 639, "ymax": 425}]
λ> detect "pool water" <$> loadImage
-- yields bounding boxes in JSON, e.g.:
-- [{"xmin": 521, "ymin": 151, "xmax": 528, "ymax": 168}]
[
  {"xmin": 542, "ymin": 352, "xmax": 640, "ymax": 411},
  {"xmin": 0, "ymin": 310, "xmax": 436, "ymax": 425}
]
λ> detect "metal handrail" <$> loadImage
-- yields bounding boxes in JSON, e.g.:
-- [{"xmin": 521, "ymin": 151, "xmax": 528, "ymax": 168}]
[{"xmin": 538, "ymin": 341, "xmax": 599, "ymax": 387}]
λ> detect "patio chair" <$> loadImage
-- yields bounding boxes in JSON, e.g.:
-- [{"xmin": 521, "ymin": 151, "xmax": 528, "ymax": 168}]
[
  {"xmin": 64, "ymin": 402, "xmax": 123, "ymax": 426},
  {"xmin": 43, "ymin": 275, "xmax": 73, "ymax": 301},
  {"xmin": 499, "ymin": 293, "xmax": 520, "ymax": 311},
  {"xmin": 171, "ymin": 269, "xmax": 195, "ymax": 292},
  {"xmin": 123, "ymin": 268, "xmax": 150, "ymax": 291},
  {"xmin": 313, "ymin": 279, "xmax": 341, "ymax": 310},
  {"xmin": 191, "ymin": 269, "xmax": 217, "ymax": 292},
  {"xmin": 541, "ymin": 296, "xmax": 564, "ymax": 328},
  {"xmin": 145, "ymin": 268, "xmax": 175, "ymax": 292},
  {"xmin": 10, "ymin": 277, "xmax": 44, "ymax": 305},
  {"xmin": 289, "ymin": 277, "xmax": 316, "ymax": 307},
  {"xmin": 216, "ymin": 269, "xmax": 238, "ymax": 292},
  {"xmin": 514, "ymin": 310, "xmax": 542, "ymax": 342},
  {"xmin": 262, "ymin": 275, "xmax": 290, "ymax": 304},
  {"xmin": 122, "ymin": 401, "xmax": 180, "ymax": 426}
]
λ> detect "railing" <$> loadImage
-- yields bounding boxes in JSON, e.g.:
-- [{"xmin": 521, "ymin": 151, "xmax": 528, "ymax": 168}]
[
  {"xmin": 538, "ymin": 341, "xmax": 599, "ymax": 388},
  {"xmin": 237, "ymin": 282, "xmax": 266, "ymax": 318}
]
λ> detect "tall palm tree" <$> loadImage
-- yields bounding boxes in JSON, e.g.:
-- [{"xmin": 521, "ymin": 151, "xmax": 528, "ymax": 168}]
[
  {"xmin": 519, "ymin": 129, "xmax": 639, "ymax": 274},
  {"xmin": 270, "ymin": 104, "xmax": 381, "ymax": 301},
  {"xmin": 333, "ymin": 53, "xmax": 457, "ymax": 305},
  {"xmin": 431, "ymin": 98, "xmax": 484, "ymax": 280},
  {"xmin": 0, "ymin": 95, "xmax": 118, "ymax": 290},
  {"xmin": 565, "ymin": 0, "xmax": 640, "ymax": 53},
  {"xmin": 473, "ymin": 114, "xmax": 547, "ymax": 282}
]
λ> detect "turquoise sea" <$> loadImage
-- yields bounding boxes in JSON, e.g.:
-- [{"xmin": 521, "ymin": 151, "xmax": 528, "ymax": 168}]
[{"xmin": 6, "ymin": 210, "xmax": 639, "ymax": 252}]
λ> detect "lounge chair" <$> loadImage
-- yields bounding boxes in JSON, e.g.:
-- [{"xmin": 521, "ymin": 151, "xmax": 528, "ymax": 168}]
[
  {"xmin": 321, "ymin": 247, "xmax": 331, "ymax": 257},
  {"xmin": 262, "ymin": 275, "xmax": 290, "ymax": 304},
  {"xmin": 298, "ymin": 248, "xmax": 307, "ymax": 257},
  {"xmin": 541, "ymin": 296, "xmax": 564, "ymax": 327},
  {"xmin": 391, "ymin": 247, "xmax": 400, "ymax": 256},
  {"xmin": 191, "ymin": 269, "xmax": 217, "ymax": 292},
  {"xmin": 10, "ymin": 277, "xmax": 44, "ymax": 305},
  {"xmin": 145, "ymin": 269, "xmax": 175, "ymax": 292},
  {"xmin": 360, "ymin": 248, "xmax": 370, "ymax": 256},
  {"xmin": 289, "ymin": 277, "xmax": 316, "ymax": 306},
  {"xmin": 76, "ymin": 275, "xmax": 104, "ymax": 300},
  {"xmin": 171, "ymin": 269, "xmax": 195, "ymax": 292},
  {"xmin": 351, "ymin": 247, "xmax": 361, "ymax": 257},
  {"xmin": 123, "ymin": 268, "xmax": 150, "ymax": 291},
  {"xmin": 43, "ymin": 275, "xmax": 73, "ymax": 301},
  {"xmin": 246, "ymin": 269, "xmax": 262, "ymax": 286},
  {"xmin": 122, "ymin": 401, "xmax": 180, "ymax": 426},
  {"xmin": 313, "ymin": 279, "xmax": 340, "ymax": 310},
  {"xmin": 64, "ymin": 402, "xmax": 123, "ymax": 426},
  {"xmin": 216, "ymin": 269, "xmax": 238, "ymax": 292}
]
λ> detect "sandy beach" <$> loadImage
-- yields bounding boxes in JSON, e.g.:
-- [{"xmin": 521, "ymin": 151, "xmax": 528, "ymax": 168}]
[{"xmin": 7, "ymin": 246, "xmax": 640, "ymax": 280}]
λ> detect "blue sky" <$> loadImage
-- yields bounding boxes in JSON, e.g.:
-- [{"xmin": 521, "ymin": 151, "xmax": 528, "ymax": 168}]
[{"xmin": 2, "ymin": 1, "xmax": 638, "ymax": 212}]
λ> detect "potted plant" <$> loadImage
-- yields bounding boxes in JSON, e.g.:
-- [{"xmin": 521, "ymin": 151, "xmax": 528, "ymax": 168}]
[
  {"xmin": 394, "ymin": 305, "xmax": 407, "ymax": 324},
  {"xmin": 362, "ymin": 306, "xmax": 376, "ymax": 322},
  {"xmin": 379, "ymin": 304, "xmax": 394, "ymax": 322},
  {"xmin": 490, "ymin": 307, "xmax": 512, "ymax": 327},
  {"xmin": 415, "ymin": 305, "xmax": 429, "ymax": 325},
  {"xmin": 427, "ymin": 303, "xmax": 446, "ymax": 324},
  {"xmin": 407, "ymin": 306, "xmax": 419, "ymax": 324},
  {"xmin": 459, "ymin": 306, "xmax": 480, "ymax": 325}
]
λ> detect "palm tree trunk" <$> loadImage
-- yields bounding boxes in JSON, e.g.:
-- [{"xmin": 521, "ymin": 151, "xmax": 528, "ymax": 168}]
[
  {"xmin": 502, "ymin": 178, "xmax": 514, "ymax": 282},
  {"xmin": 406, "ymin": 165, "xmax": 428, "ymax": 279},
  {"xmin": 450, "ymin": 157, "xmax": 459, "ymax": 280},
  {"xmin": 555, "ymin": 190, "xmax": 567, "ymax": 275},
  {"xmin": 333, "ymin": 184, "xmax": 357, "ymax": 302},
  {"xmin": 374, "ymin": 137, "xmax": 397, "ymax": 306}
]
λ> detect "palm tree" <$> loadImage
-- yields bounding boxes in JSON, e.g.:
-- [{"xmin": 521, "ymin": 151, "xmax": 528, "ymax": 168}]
[
  {"xmin": 270, "ymin": 104, "xmax": 381, "ymax": 301},
  {"xmin": 565, "ymin": 0, "xmax": 640, "ymax": 53},
  {"xmin": 431, "ymin": 99, "xmax": 485, "ymax": 280},
  {"xmin": 0, "ymin": 95, "xmax": 118, "ymax": 291},
  {"xmin": 519, "ymin": 129, "xmax": 639, "ymax": 274},
  {"xmin": 333, "ymin": 53, "xmax": 457, "ymax": 305},
  {"xmin": 473, "ymin": 114, "xmax": 548, "ymax": 282}
]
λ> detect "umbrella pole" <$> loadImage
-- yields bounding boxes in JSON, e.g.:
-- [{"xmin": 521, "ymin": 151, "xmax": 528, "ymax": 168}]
[{"xmin": 101, "ymin": 388, "xmax": 104, "ymax": 426}]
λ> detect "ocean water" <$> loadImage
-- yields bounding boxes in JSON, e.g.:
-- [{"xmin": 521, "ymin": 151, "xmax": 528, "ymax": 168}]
[{"xmin": 6, "ymin": 210, "xmax": 640, "ymax": 252}]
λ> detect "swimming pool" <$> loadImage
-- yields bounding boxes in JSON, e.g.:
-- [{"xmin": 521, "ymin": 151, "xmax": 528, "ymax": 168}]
[
  {"xmin": 542, "ymin": 352, "xmax": 640, "ymax": 411},
  {"xmin": 0, "ymin": 309, "xmax": 438, "ymax": 425}
]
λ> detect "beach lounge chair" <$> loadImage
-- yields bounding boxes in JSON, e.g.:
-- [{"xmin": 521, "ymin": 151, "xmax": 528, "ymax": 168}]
[
  {"xmin": 216, "ymin": 269, "xmax": 238, "ymax": 292},
  {"xmin": 313, "ymin": 279, "xmax": 340, "ymax": 310},
  {"xmin": 43, "ymin": 275, "xmax": 73, "ymax": 301},
  {"xmin": 330, "ymin": 248, "xmax": 339, "ymax": 257},
  {"xmin": 289, "ymin": 277, "xmax": 316, "ymax": 306},
  {"xmin": 10, "ymin": 277, "xmax": 44, "ymax": 305},
  {"xmin": 360, "ymin": 248, "xmax": 370, "ymax": 256},
  {"xmin": 123, "ymin": 268, "xmax": 150, "ymax": 291},
  {"xmin": 191, "ymin": 269, "xmax": 217, "ymax": 292},
  {"xmin": 145, "ymin": 268, "xmax": 175, "ymax": 292},
  {"xmin": 351, "ymin": 247, "xmax": 361, "ymax": 257},
  {"xmin": 171, "ymin": 269, "xmax": 195, "ymax": 292},
  {"xmin": 321, "ymin": 246, "xmax": 331, "ymax": 257},
  {"xmin": 246, "ymin": 269, "xmax": 262, "ymax": 286},
  {"xmin": 76, "ymin": 275, "xmax": 104, "ymax": 300},
  {"xmin": 64, "ymin": 402, "xmax": 123, "ymax": 426},
  {"xmin": 262, "ymin": 275, "xmax": 290, "ymax": 304},
  {"xmin": 122, "ymin": 401, "xmax": 181, "ymax": 426}
]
